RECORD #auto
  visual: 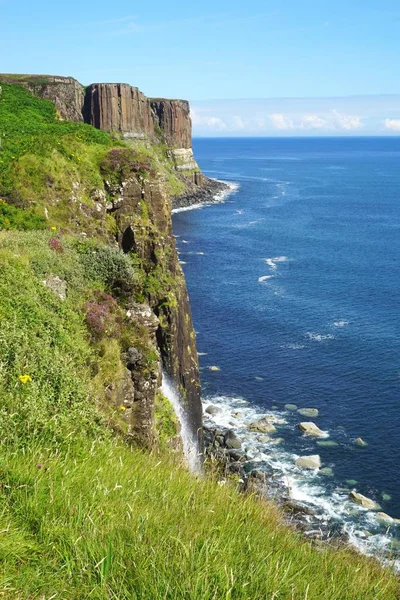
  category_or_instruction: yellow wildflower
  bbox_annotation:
[120,406,127,411]
[19,374,32,384]
[51,226,57,231]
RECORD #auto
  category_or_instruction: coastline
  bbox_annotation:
[172,177,238,212]
[172,175,400,572]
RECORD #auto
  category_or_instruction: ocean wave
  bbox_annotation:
[264,256,290,270]
[305,332,335,342]
[332,320,349,328]
[258,275,275,283]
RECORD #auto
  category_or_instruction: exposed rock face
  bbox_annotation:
[151,99,192,148]
[84,83,154,138]
[110,174,202,449]
[0,75,85,122]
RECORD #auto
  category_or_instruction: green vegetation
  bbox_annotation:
[0,199,46,230]
[0,231,399,599]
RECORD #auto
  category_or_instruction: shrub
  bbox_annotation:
[85,291,121,341]
[100,148,152,184]
[76,240,138,297]
[0,199,46,230]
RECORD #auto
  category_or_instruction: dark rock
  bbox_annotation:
[224,429,242,449]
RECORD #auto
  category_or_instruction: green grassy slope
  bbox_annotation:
[0,234,399,600]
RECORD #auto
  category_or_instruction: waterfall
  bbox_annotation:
[161,373,202,474]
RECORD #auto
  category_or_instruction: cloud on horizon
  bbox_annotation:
[191,96,400,136]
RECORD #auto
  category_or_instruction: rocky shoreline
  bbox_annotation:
[172,177,230,210]
[203,415,400,559]
[203,424,347,545]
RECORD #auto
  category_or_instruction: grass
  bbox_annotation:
[0,231,399,599]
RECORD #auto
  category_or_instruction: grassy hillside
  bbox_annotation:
[0,232,399,599]
[0,82,186,232]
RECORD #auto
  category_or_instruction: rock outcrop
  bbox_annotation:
[84,83,154,138]
[150,99,192,148]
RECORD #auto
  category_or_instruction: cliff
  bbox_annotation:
[0,78,202,452]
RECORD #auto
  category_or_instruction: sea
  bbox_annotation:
[172,137,400,563]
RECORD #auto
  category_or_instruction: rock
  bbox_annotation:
[319,467,334,477]
[316,440,339,448]
[209,366,221,372]
[381,492,392,502]
[345,479,358,487]
[232,411,243,418]
[205,405,222,416]
[248,419,277,434]
[355,437,368,447]
[249,469,267,481]
[269,437,284,446]
[227,449,246,461]
[42,274,67,300]
[375,512,395,524]
[295,455,321,469]
[264,414,285,424]
[284,404,297,411]
[257,435,271,443]
[224,430,242,450]
[298,408,319,418]
[298,422,325,438]
[349,491,380,510]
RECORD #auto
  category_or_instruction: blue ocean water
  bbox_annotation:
[173,137,400,555]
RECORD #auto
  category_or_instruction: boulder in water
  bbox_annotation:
[295,455,321,469]
[298,422,325,437]
[205,405,222,416]
[298,408,319,418]
[284,404,297,411]
[248,418,277,434]
[355,437,368,447]
[209,366,221,372]
[349,490,380,510]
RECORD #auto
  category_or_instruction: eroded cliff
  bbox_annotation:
[0,77,203,454]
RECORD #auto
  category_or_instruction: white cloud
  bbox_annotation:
[269,113,295,130]
[232,115,246,130]
[331,109,363,130]
[300,114,328,129]
[190,108,227,131]
[384,118,400,132]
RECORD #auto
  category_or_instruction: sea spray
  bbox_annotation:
[161,373,202,473]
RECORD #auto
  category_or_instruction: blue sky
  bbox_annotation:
[2,0,400,135]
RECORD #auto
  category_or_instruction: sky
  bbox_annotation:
[2,0,400,136]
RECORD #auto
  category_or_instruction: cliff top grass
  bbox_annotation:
[0,82,186,227]
[0,230,399,599]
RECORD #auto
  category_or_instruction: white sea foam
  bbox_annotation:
[258,275,275,283]
[282,343,306,350]
[264,256,290,269]
[332,320,349,328]
[202,393,399,566]
[305,332,335,342]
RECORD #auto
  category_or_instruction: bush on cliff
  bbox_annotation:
[0,230,399,599]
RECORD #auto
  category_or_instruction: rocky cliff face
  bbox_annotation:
[109,173,202,447]
[2,74,193,151]
[150,99,192,148]
[84,83,155,138]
